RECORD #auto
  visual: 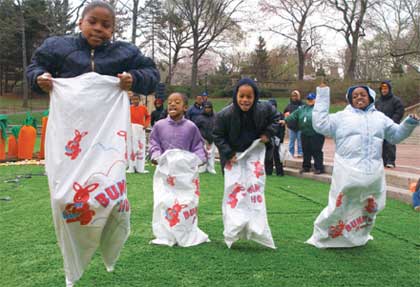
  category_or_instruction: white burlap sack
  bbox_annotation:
[306,155,386,248]
[46,73,131,286]
[151,149,210,247]
[278,142,292,163]
[198,142,216,174]
[127,123,148,173]
[223,139,276,249]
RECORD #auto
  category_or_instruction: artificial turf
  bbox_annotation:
[0,164,418,287]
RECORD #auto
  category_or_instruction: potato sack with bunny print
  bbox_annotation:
[151,149,210,247]
[306,86,419,248]
[223,139,276,249]
[46,73,131,287]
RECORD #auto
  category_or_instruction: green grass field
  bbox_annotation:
[0,164,418,287]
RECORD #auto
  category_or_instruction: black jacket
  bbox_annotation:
[27,34,160,95]
[195,113,216,144]
[283,99,303,114]
[375,81,404,124]
[213,78,280,162]
[274,112,285,143]
[151,107,166,126]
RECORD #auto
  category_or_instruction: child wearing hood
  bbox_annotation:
[306,83,419,248]
[213,78,280,172]
[195,101,217,174]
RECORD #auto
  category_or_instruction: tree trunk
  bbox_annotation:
[131,0,139,44]
[346,37,359,80]
[151,14,155,61]
[190,42,199,96]
[20,8,29,108]
[297,44,305,80]
[166,21,172,85]
[190,32,199,95]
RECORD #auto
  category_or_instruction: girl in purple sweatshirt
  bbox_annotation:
[149,93,206,164]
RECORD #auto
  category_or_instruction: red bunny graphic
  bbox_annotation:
[253,161,264,179]
[328,220,345,238]
[167,175,176,187]
[365,197,378,214]
[227,183,245,208]
[336,193,344,208]
[192,178,200,196]
[165,201,187,227]
[64,129,88,160]
[63,182,99,225]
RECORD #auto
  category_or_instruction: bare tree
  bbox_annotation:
[324,0,375,80]
[259,0,322,80]
[172,0,244,94]
[158,3,192,85]
[46,0,88,35]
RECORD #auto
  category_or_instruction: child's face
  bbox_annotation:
[168,94,187,120]
[204,107,212,114]
[351,87,370,109]
[131,96,140,106]
[79,7,114,47]
[237,85,255,112]
[155,101,162,108]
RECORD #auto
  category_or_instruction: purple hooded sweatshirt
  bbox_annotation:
[149,116,206,162]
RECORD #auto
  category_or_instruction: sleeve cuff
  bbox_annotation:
[406,116,420,125]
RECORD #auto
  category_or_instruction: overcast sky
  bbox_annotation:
[71,0,350,61]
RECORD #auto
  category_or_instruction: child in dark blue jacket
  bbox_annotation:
[26,1,160,95]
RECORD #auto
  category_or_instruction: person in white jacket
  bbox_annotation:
[306,83,419,248]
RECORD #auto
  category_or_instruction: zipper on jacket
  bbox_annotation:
[90,49,95,72]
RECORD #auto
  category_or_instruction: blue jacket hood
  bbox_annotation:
[346,85,376,104]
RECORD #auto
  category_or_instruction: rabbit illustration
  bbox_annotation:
[365,197,378,214]
[193,178,200,196]
[227,183,245,208]
[63,182,98,225]
[253,161,264,179]
[165,201,187,227]
[64,129,88,160]
[328,220,345,238]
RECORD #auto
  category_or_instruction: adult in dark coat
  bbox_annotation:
[186,94,203,123]
[151,98,165,126]
[375,81,405,168]
[265,99,285,176]
[195,101,216,144]
[213,78,280,172]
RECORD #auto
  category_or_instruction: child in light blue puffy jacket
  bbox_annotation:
[306,83,419,248]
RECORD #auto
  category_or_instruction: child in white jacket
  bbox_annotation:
[306,83,419,248]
